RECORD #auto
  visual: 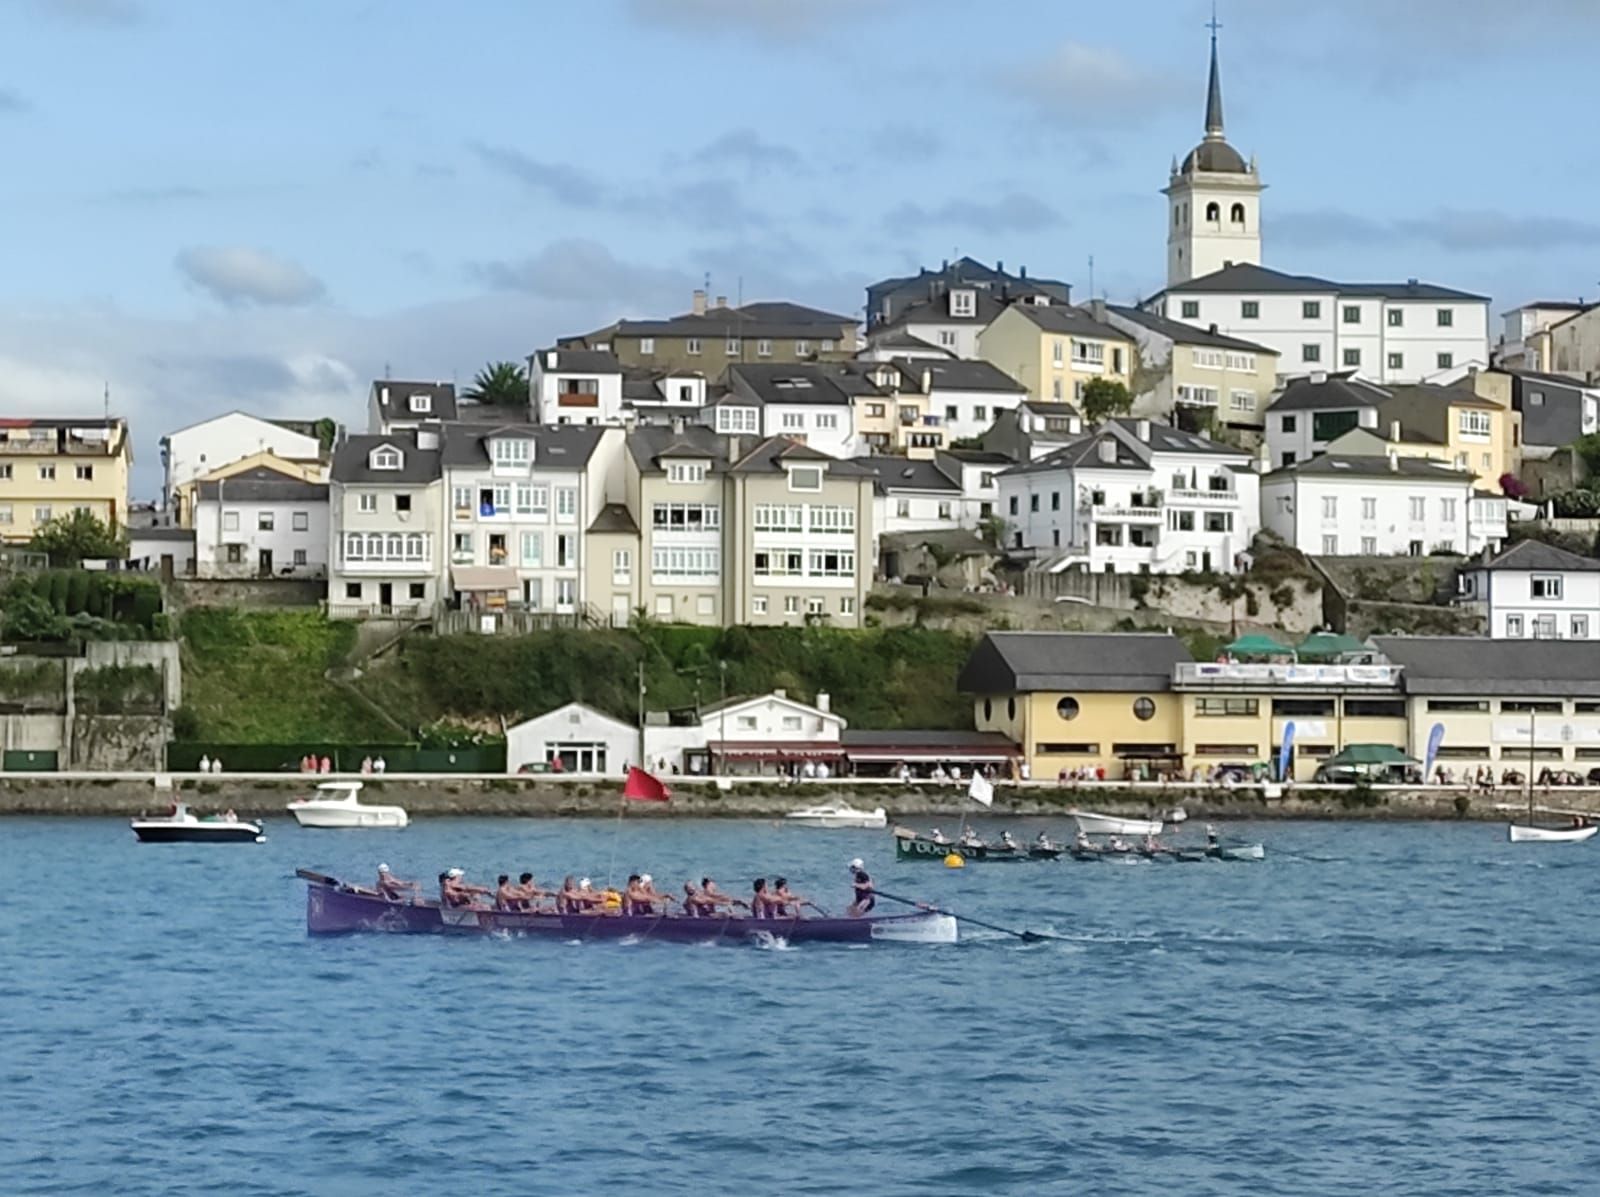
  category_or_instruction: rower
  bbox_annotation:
[960,827,983,848]
[1108,836,1129,853]
[1142,834,1162,855]
[999,830,1019,849]
[681,880,706,916]
[376,863,418,900]
[440,867,489,908]
[626,873,674,916]
[1073,829,1093,852]
[847,858,875,917]
[1034,830,1054,850]
[494,874,520,910]
[515,872,550,910]
[929,827,949,845]
[768,877,808,918]
[750,877,771,918]
[698,877,746,916]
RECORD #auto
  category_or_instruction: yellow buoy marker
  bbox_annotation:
[944,852,965,869]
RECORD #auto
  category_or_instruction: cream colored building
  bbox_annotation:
[0,417,131,543]
[1102,304,1279,435]
[978,303,1136,407]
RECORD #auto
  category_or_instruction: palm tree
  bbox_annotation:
[464,360,529,407]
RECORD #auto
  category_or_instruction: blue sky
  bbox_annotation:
[5,0,1600,496]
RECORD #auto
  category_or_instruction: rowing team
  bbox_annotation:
[376,859,879,919]
[926,828,1055,850]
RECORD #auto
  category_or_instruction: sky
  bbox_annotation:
[6,0,1600,497]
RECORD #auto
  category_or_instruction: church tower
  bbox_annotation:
[1164,16,1263,285]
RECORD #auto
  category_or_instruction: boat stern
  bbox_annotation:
[869,912,958,945]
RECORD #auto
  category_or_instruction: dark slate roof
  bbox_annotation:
[1011,304,1131,340]
[1021,401,1086,420]
[958,632,1192,694]
[532,347,621,374]
[939,448,1013,466]
[1163,262,1487,302]
[588,503,639,534]
[1473,539,1600,573]
[880,288,1009,330]
[1265,455,1473,481]
[1267,373,1389,413]
[890,358,1026,394]
[1382,382,1501,412]
[626,425,728,472]
[1105,304,1275,354]
[862,456,960,493]
[440,423,606,470]
[726,363,853,407]
[130,526,197,542]
[331,433,442,485]
[731,437,875,478]
[1181,138,1247,174]
[571,301,855,341]
[1374,636,1600,697]
[1108,418,1243,457]
[370,380,457,422]
[867,329,951,354]
[195,466,327,503]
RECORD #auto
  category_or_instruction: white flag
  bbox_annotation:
[968,771,994,807]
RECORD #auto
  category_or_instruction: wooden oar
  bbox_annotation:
[874,889,1059,944]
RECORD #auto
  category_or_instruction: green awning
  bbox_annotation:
[1296,632,1368,660]
[1224,632,1293,658]
[1322,743,1418,768]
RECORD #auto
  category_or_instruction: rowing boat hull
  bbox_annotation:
[303,877,956,944]
[893,837,1028,863]
[1507,823,1599,843]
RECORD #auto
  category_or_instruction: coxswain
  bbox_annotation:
[768,877,809,918]
[376,863,418,900]
[846,858,875,917]
[1108,836,1129,854]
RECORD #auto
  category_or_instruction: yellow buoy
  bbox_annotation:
[944,852,965,869]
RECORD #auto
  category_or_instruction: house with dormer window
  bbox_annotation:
[328,429,444,617]
[1457,540,1600,640]
[529,348,625,426]
[367,380,457,434]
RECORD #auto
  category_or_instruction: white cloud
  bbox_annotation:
[1001,40,1189,129]
[469,238,693,309]
[175,246,326,308]
[885,192,1062,234]
[685,128,804,177]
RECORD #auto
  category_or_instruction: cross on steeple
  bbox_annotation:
[1204,1,1225,136]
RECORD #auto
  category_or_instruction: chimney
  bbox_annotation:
[692,289,707,316]
[546,350,558,369]
[1020,265,1027,278]
[921,368,932,394]
[816,691,831,714]
[1388,452,1399,471]
[1209,323,1219,335]
[1310,370,1328,384]
[996,260,1004,274]
[1407,278,1419,288]
[727,434,742,462]
[671,416,685,435]
[1390,419,1402,441]
[1097,438,1117,463]
[715,295,727,309]
[416,426,440,451]
[1091,299,1108,323]
[774,688,787,699]
[1136,419,1151,442]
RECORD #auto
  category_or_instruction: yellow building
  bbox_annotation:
[977,303,1136,407]
[0,417,131,543]
[959,631,1190,780]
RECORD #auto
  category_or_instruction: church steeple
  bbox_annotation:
[1204,9,1224,137]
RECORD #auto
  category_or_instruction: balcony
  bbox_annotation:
[1169,487,1238,504]
[557,392,600,407]
[1094,505,1163,522]
[1174,662,1402,688]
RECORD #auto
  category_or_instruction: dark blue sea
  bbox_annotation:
[2,816,1597,1196]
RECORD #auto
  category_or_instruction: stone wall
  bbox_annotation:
[169,578,324,610]
[68,715,170,771]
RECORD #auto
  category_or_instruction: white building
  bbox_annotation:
[724,364,857,457]
[1164,26,1263,285]
[1496,301,1587,373]
[160,410,323,517]
[998,418,1259,574]
[1457,539,1600,640]
[864,287,1008,359]
[530,348,625,426]
[327,428,444,617]
[891,358,1028,444]
[865,457,965,546]
[506,701,637,775]
[367,380,457,434]
[644,690,844,776]
[1259,455,1501,557]
[1153,263,1490,385]
[192,466,329,578]
[934,449,1008,522]
[980,401,1085,462]
[1263,372,1387,469]
[440,423,621,614]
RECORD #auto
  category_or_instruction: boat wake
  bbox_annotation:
[750,931,795,951]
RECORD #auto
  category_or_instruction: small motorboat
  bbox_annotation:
[784,801,887,830]
[1071,810,1162,837]
[132,802,263,844]
[1507,823,1598,844]
[288,781,409,830]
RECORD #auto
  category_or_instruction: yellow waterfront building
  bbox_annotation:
[0,417,131,543]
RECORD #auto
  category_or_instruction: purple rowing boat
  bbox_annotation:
[298,871,958,945]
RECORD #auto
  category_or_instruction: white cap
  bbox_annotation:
[378,863,391,873]
[849,858,864,870]
[446,867,464,879]
[579,877,592,889]
[640,873,652,883]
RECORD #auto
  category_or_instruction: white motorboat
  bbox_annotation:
[784,801,888,829]
[288,781,409,830]
[1507,823,1598,844]
[132,802,263,844]
[1071,810,1162,837]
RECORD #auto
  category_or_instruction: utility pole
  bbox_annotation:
[636,659,646,771]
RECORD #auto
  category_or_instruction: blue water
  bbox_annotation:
[2,816,1597,1196]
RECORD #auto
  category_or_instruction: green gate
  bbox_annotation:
[3,749,59,771]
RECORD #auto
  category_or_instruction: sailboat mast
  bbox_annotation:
[1527,708,1535,823]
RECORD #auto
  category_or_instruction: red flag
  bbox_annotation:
[623,766,671,802]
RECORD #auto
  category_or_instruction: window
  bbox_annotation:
[1050,492,1061,512]
[1408,497,1425,521]
[1230,202,1245,225]
[653,502,722,532]
[1429,699,1488,713]
[783,596,799,614]
[1575,615,1590,639]
[346,582,362,600]
[1052,339,1064,366]
[943,405,958,422]
[1343,348,1361,368]
[806,597,825,615]
[1312,410,1358,442]
[1181,300,1199,320]
[1320,495,1338,520]
[1205,201,1219,223]
[1440,498,1457,523]
[1281,415,1297,434]
[1386,352,1404,371]
[223,511,239,532]
[788,466,823,492]
[950,289,976,317]
[371,447,401,470]
[757,339,773,357]
[817,413,838,431]
[1166,509,1195,532]
[225,544,243,564]
[1387,309,1405,328]
[452,532,472,561]
[840,596,856,616]
[34,505,51,523]
[937,501,952,520]
[937,331,957,347]
[667,462,707,484]
[75,463,94,481]
[1361,537,1376,554]
[1322,534,1338,554]
[0,505,10,525]
[1272,698,1334,717]
[1132,697,1156,721]
[752,596,768,616]
[808,549,855,577]
[1195,697,1258,717]
[1036,742,1099,755]
[651,546,720,577]
[358,493,377,514]
[820,339,834,352]
[1030,495,1040,513]
[38,464,56,480]
[612,549,631,583]
[715,406,759,434]
[1342,305,1361,324]
[1344,699,1406,718]
[687,338,702,356]
[1204,511,1233,532]
[639,337,655,355]
[1241,300,1259,319]
[520,532,542,566]
[795,339,810,355]
[1531,574,1563,600]
[258,512,275,531]
[552,534,574,568]
[292,548,307,566]
[1056,697,1080,720]
[1436,308,1454,327]
[1458,410,1492,438]
[290,511,309,532]
[725,337,741,357]
[409,583,425,601]
[0,465,9,480]
[492,438,532,470]
[1071,340,1104,365]
[1302,301,1321,319]
[1437,353,1453,370]
[1008,496,1019,516]
[1506,614,1524,637]
[556,579,576,608]
[1361,497,1376,520]
[755,504,804,533]
[555,488,577,521]
[1302,343,1321,363]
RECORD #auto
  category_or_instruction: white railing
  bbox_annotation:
[1174,662,1402,687]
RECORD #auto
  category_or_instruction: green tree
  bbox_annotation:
[464,360,530,407]
[1079,377,1134,424]
[29,510,125,567]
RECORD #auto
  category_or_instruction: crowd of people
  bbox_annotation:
[297,754,388,775]
[374,859,878,920]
